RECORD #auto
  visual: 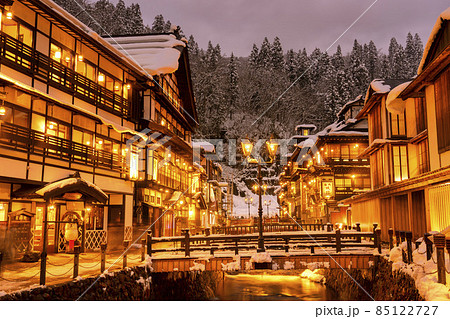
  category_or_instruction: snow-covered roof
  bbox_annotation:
[36,172,108,202]
[295,124,317,131]
[418,7,450,74]
[386,81,412,114]
[365,79,411,103]
[337,95,363,117]
[105,34,186,76]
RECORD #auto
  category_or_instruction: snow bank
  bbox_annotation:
[250,252,272,263]
[300,269,326,283]
[386,242,450,301]
[300,261,330,270]
[222,256,241,272]
[283,261,295,270]
[189,262,205,272]
[145,255,154,272]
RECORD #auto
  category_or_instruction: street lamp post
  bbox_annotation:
[264,199,271,216]
[241,137,278,252]
[244,197,253,219]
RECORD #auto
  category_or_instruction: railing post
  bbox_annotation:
[394,230,400,246]
[356,223,361,243]
[146,231,152,257]
[376,229,382,254]
[433,234,446,285]
[373,223,378,234]
[424,233,433,261]
[327,223,332,232]
[336,229,341,253]
[310,245,315,254]
[446,238,450,261]
[183,229,190,257]
[141,238,146,262]
[388,228,394,250]
[205,228,211,246]
[405,231,413,263]
[123,240,129,269]
[373,225,378,248]
[100,243,107,273]
[400,231,406,244]
[234,240,239,255]
[73,245,80,279]
[284,238,289,253]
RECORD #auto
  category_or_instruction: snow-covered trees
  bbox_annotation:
[54,0,150,35]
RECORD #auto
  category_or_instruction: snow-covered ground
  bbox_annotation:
[232,194,279,218]
[387,240,450,301]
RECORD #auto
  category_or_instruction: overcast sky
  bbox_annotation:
[116,0,448,57]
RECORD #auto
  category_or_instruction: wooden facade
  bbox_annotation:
[0,0,218,257]
[279,97,370,224]
[344,10,450,240]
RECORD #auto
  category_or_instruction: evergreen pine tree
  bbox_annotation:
[258,37,272,68]
[365,41,378,80]
[152,14,166,33]
[271,37,284,70]
[227,53,239,118]
[332,45,345,70]
[188,35,200,56]
[285,49,298,81]
[249,44,260,68]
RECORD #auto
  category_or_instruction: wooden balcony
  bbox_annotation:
[0,122,127,173]
[0,32,130,118]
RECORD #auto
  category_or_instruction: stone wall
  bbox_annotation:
[324,258,424,301]
[0,267,222,301]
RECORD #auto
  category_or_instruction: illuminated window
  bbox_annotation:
[0,203,7,222]
[392,145,408,182]
[130,151,139,180]
[390,112,406,137]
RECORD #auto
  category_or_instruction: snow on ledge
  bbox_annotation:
[386,81,412,114]
[105,34,186,76]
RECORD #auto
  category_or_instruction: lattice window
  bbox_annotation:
[124,226,133,241]
[85,230,107,250]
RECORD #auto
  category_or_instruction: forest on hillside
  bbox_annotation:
[55,0,423,141]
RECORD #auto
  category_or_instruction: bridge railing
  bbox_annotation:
[212,223,338,235]
[148,223,382,257]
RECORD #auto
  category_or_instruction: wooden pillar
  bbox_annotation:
[183,229,190,257]
[39,201,49,286]
[375,229,382,254]
[336,229,341,253]
[388,228,394,250]
[405,231,413,263]
[284,238,289,253]
[356,223,361,243]
[234,240,239,255]
[146,231,152,257]
[141,238,146,262]
[434,234,446,285]
[123,240,129,269]
[424,233,433,261]
[73,245,80,278]
[395,230,401,246]
[100,243,107,273]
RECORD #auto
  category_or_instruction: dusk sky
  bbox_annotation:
[110,0,449,57]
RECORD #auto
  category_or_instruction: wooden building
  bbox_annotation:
[279,96,370,224]
[0,0,206,256]
[344,7,450,240]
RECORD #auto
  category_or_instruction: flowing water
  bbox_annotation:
[215,273,339,301]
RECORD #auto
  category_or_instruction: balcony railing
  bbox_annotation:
[0,32,130,118]
[0,122,127,173]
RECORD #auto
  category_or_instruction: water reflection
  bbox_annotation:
[215,273,338,301]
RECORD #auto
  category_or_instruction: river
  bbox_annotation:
[215,273,339,301]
